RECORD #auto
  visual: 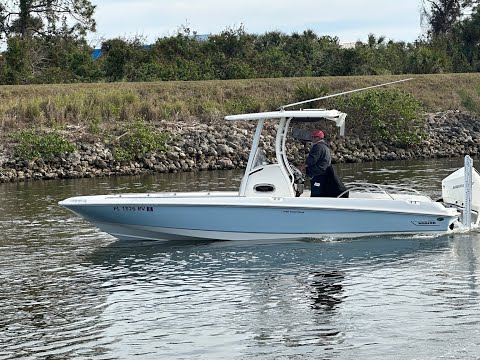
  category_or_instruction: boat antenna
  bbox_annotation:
[280,78,413,110]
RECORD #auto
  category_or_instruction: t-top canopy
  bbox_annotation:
[225,109,347,136]
[225,109,343,121]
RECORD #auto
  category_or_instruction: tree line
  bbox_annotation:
[1,0,480,85]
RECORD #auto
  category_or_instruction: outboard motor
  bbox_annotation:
[442,156,480,227]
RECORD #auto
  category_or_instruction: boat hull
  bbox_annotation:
[59,193,459,241]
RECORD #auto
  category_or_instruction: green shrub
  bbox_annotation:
[293,83,329,103]
[114,120,170,161]
[334,89,424,145]
[11,130,76,159]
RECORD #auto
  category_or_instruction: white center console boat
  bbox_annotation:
[59,81,480,241]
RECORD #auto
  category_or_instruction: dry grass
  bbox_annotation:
[1,73,479,137]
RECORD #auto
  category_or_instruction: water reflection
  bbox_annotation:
[426,233,480,319]
[308,271,345,311]
[85,236,452,270]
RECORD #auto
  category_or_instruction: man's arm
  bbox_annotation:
[306,144,320,167]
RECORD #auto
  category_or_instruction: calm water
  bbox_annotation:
[1,157,480,359]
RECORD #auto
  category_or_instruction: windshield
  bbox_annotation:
[252,148,269,169]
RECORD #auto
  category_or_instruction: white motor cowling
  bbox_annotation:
[442,161,480,226]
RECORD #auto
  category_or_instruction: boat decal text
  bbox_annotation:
[411,220,438,226]
[113,206,154,212]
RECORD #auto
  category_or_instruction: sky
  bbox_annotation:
[89,0,424,47]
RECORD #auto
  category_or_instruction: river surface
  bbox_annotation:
[1,157,480,359]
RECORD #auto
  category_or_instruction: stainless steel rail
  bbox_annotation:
[339,182,422,200]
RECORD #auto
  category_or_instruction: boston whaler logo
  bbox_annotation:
[411,220,438,226]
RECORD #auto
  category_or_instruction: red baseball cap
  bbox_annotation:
[310,130,324,139]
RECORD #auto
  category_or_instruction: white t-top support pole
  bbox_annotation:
[239,119,264,196]
[463,155,473,228]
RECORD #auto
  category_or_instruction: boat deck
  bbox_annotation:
[102,189,432,203]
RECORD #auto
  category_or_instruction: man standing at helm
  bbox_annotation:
[305,130,331,197]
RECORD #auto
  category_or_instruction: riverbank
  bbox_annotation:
[0,109,478,183]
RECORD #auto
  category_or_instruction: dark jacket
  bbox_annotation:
[324,165,349,198]
[306,140,331,178]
